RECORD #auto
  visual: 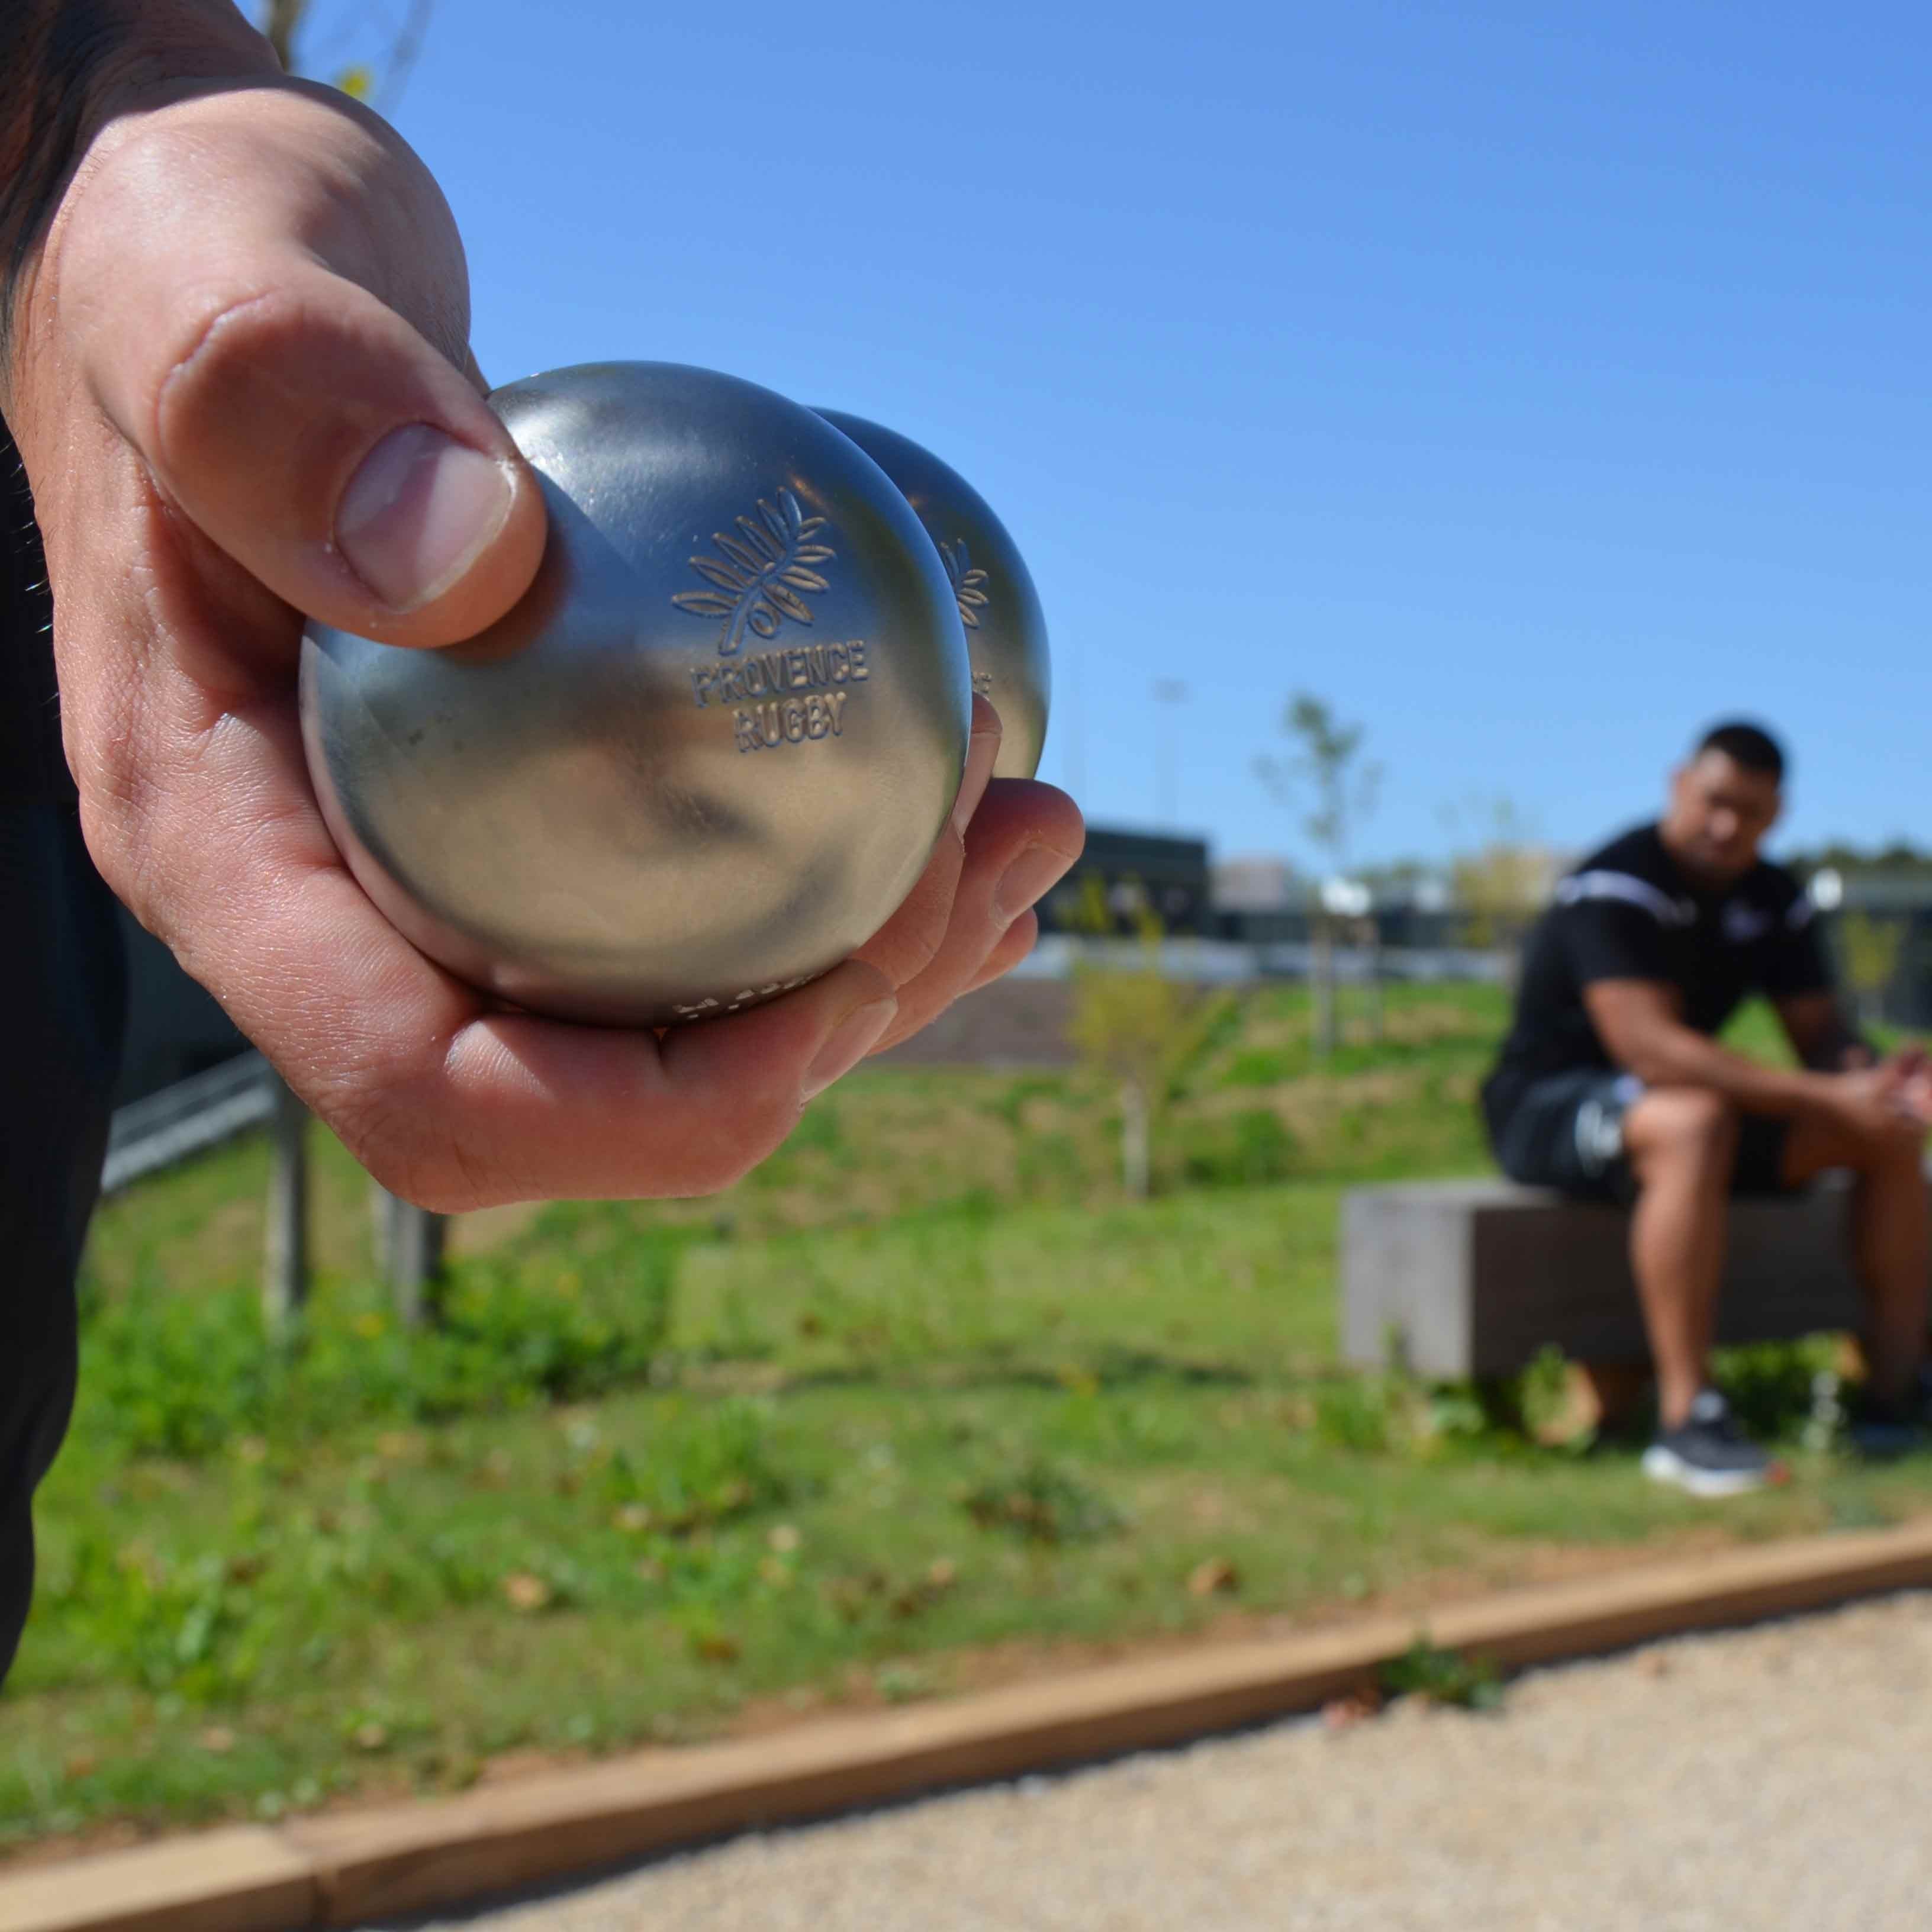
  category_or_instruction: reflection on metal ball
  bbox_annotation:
[815,410,1049,781]
[300,362,973,1027]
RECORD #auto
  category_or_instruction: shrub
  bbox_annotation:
[1013,1129,1084,1201]
[1221,1046,1296,1089]
[601,1398,788,1534]
[1313,1377,1395,1454]
[1715,1336,1840,1444]
[1177,1108,1299,1188]
[79,1287,282,1460]
[46,1539,276,1705]
[75,1217,686,1460]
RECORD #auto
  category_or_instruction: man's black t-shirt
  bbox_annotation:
[1481,822,1833,1128]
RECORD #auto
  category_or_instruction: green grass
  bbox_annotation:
[6,984,1922,1852]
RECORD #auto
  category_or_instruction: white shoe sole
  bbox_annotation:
[1641,1444,1768,1498]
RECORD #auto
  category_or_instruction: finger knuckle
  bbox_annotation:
[149,285,301,442]
[321,1070,494,1213]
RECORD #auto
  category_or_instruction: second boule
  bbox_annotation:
[816,410,1050,781]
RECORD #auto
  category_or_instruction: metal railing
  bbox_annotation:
[101,1050,277,1194]
[101,1051,445,1324]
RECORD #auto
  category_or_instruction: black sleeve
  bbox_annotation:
[1758,894,1833,999]
[0,411,67,804]
[1557,897,1677,988]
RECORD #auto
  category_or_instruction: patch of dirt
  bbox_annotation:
[875,980,1077,1070]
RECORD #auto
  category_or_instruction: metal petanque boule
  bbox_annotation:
[815,410,1050,781]
[300,362,974,1028]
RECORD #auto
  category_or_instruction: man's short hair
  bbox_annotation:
[1693,720,1785,784]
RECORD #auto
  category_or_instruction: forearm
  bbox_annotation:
[1,1,271,365]
[1617,1020,1834,1118]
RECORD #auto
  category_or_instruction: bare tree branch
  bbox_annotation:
[262,0,305,70]
[256,0,434,106]
[375,0,433,110]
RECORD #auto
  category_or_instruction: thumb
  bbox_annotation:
[88,255,546,648]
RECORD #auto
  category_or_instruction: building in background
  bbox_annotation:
[1035,826,1213,936]
[1209,854,1299,917]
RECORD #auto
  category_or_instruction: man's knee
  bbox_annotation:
[1853,1120,1928,1176]
[1625,1086,1738,1175]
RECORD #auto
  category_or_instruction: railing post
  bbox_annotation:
[372,1180,448,1328]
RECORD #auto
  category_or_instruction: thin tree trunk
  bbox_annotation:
[262,0,304,69]
[1312,916,1337,1060]
[263,1072,309,1337]
[1120,1077,1150,1199]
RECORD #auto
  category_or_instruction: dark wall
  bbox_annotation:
[1036,826,1213,935]
[1215,906,1475,949]
[112,904,246,1106]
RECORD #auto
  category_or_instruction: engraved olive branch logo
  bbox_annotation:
[671,488,835,658]
[938,538,991,629]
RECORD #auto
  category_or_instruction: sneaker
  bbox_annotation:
[1641,1389,1773,1498]
[1846,1366,1932,1460]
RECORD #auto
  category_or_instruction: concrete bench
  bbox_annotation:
[1339,1176,1880,1381]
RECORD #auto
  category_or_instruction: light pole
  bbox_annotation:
[1152,679,1188,825]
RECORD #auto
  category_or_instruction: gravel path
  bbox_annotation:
[383,1590,1932,1931]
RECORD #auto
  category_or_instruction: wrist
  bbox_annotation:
[2,2,275,356]
[1785,1068,1844,1117]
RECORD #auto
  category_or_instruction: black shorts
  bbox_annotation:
[1,798,124,1686]
[1485,1068,1795,1205]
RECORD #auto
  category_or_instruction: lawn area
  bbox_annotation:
[8,981,1927,1853]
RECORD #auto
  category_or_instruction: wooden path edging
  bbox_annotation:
[11,1515,1932,1932]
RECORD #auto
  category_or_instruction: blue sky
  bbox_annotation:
[336,0,1930,872]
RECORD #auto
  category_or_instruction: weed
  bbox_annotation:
[962,1458,1126,1545]
[1379,1637,1503,1711]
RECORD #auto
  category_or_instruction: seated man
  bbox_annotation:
[1480,720,1931,1495]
